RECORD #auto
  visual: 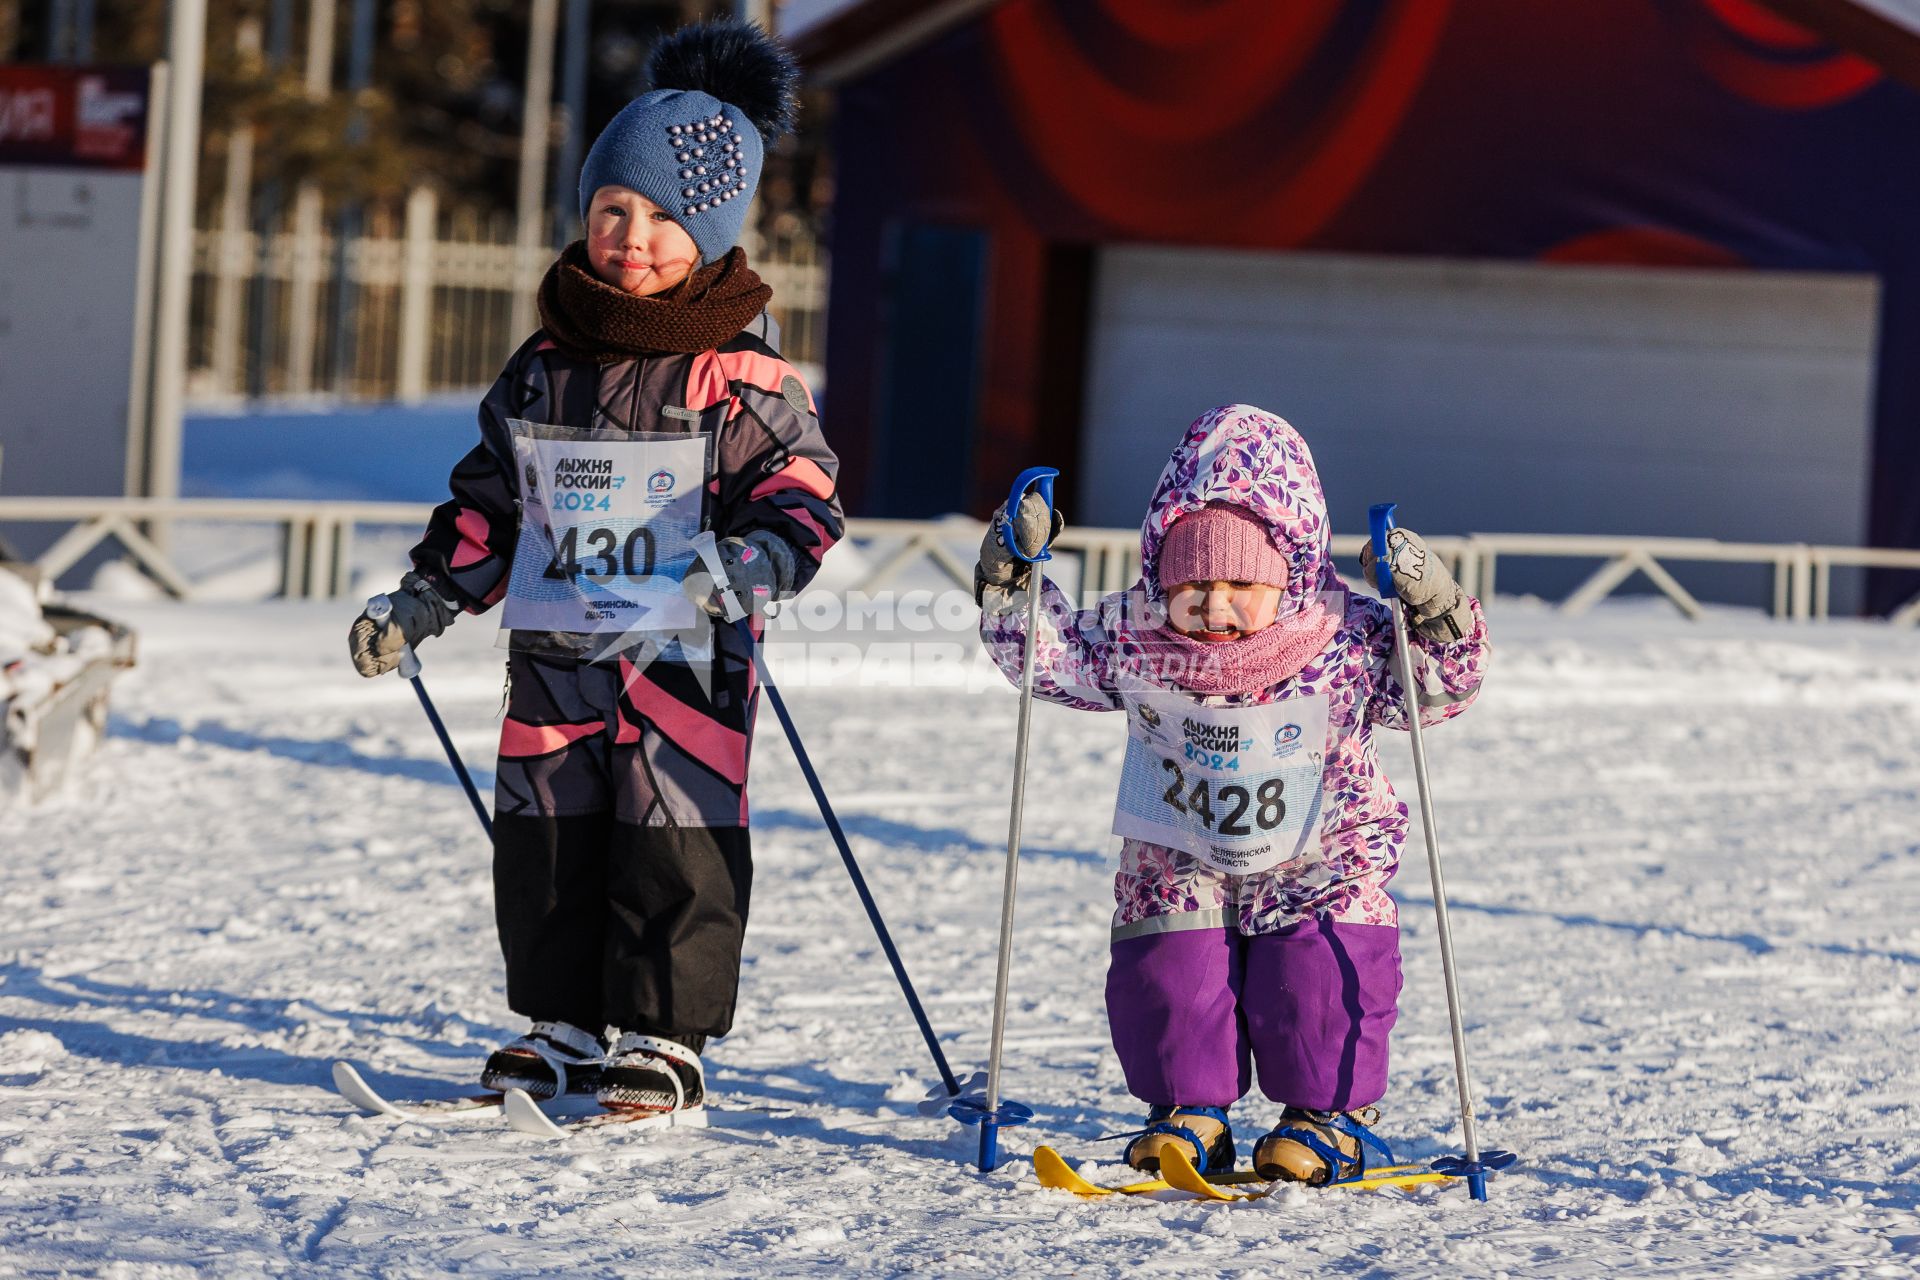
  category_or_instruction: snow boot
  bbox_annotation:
[1124,1105,1236,1175]
[597,1032,706,1115]
[1253,1106,1391,1186]
[478,1021,606,1100]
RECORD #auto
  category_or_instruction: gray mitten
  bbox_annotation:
[1359,528,1473,641]
[682,530,796,618]
[974,494,1063,605]
[348,572,459,677]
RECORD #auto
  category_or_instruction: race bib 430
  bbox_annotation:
[501,422,711,640]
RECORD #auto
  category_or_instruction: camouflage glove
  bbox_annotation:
[348,572,459,677]
[1359,528,1474,641]
[682,530,796,618]
[974,493,1063,605]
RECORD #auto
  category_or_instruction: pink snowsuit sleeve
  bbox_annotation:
[978,579,1124,712]
[1360,591,1491,730]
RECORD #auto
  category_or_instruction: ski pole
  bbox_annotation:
[690,535,961,1098]
[743,620,961,1097]
[365,594,493,839]
[960,467,1058,1172]
[1367,504,1513,1201]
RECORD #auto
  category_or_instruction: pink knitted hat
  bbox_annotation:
[1157,503,1289,590]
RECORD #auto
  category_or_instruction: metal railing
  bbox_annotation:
[1463,533,1815,621]
[844,521,1472,601]
[1809,545,1920,627]
[2,497,1917,625]
[0,497,429,601]
[189,200,828,403]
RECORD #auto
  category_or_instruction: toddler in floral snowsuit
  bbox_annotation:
[974,404,1488,1183]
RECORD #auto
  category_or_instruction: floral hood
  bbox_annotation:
[1135,403,1342,619]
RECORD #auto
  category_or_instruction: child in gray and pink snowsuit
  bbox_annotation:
[974,403,1488,1184]
[347,22,839,1120]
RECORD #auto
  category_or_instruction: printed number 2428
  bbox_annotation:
[1159,759,1285,836]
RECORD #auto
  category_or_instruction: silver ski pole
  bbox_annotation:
[1367,503,1512,1201]
[969,467,1058,1172]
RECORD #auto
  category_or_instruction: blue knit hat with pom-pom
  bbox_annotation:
[577,22,798,264]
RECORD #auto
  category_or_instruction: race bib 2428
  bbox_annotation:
[1112,688,1330,876]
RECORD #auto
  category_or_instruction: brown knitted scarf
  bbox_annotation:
[536,241,773,361]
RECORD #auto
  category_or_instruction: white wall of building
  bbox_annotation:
[1079,247,1880,605]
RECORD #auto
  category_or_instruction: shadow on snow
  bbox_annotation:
[109,713,500,793]
[1399,893,1920,968]
[0,960,500,1088]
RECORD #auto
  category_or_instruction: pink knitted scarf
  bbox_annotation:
[1135,590,1345,696]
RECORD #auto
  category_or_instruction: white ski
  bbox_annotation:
[502,1086,709,1139]
[332,1061,599,1122]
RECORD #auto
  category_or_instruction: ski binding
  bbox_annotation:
[1033,1143,1458,1200]
[1159,1144,1454,1199]
[502,1087,710,1138]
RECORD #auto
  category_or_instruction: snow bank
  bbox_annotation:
[0,569,54,670]
[1,570,129,806]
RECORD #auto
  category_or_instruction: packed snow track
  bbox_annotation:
[2,597,1916,1277]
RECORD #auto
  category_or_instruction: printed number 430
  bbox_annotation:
[1159,759,1285,836]
[542,525,657,581]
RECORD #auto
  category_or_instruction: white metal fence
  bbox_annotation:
[3,498,1918,627]
[189,195,828,404]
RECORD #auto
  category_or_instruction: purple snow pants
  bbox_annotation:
[1105,918,1401,1110]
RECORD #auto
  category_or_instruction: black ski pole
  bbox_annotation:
[736,616,961,1097]
[365,594,493,839]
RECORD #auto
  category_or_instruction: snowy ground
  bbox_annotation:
[2,590,1918,1277]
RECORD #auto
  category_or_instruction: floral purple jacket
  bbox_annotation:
[980,404,1489,936]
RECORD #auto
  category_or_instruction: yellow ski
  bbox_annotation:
[1033,1146,1268,1197]
[1032,1145,1154,1197]
[1034,1145,1449,1200]
[1159,1146,1455,1200]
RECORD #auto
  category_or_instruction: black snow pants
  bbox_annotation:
[491,646,757,1039]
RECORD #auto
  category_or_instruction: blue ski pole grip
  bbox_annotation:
[1002,466,1060,564]
[1367,502,1399,599]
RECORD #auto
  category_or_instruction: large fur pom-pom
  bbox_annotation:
[647,21,799,144]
